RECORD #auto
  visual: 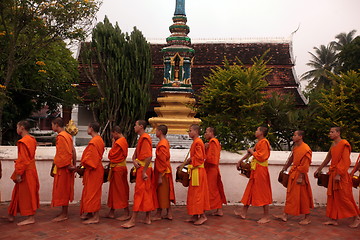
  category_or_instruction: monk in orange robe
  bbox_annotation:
[8,120,39,226]
[122,120,155,228]
[204,127,226,216]
[314,127,360,228]
[152,124,175,221]
[78,122,105,224]
[274,130,313,225]
[50,117,76,222]
[106,126,130,221]
[235,126,272,224]
[184,124,210,225]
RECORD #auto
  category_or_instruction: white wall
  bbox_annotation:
[0,146,359,206]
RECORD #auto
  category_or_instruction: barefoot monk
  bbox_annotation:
[274,130,313,225]
[152,125,175,221]
[314,127,360,228]
[106,126,130,221]
[122,120,155,228]
[235,126,272,224]
[50,117,76,222]
[8,120,40,226]
[79,122,105,224]
[184,124,210,225]
[204,127,226,216]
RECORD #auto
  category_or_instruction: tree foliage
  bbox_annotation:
[312,71,360,151]
[0,0,101,143]
[301,44,338,90]
[81,16,153,147]
[338,36,360,72]
[196,53,271,152]
[2,40,79,144]
[302,30,358,92]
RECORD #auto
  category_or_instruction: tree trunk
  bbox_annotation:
[0,105,4,145]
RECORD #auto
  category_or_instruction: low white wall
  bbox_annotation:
[0,146,359,206]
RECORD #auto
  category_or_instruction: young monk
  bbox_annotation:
[204,127,226,216]
[184,124,210,225]
[106,126,130,221]
[314,127,360,228]
[235,126,272,224]
[122,120,155,228]
[152,124,175,221]
[8,120,40,226]
[50,117,76,222]
[274,130,313,225]
[78,121,105,224]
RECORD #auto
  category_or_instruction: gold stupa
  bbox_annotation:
[149,0,201,134]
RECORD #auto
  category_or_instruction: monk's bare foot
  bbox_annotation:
[274,214,287,222]
[163,214,173,220]
[211,209,223,216]
[257,217,271,224]
[151,214,162,221]
[80,213,92,220]
[234,208,246,219]
[299,218,311,225]
[194,215,207,225]
[116,215,131,221]
[349,217,360,228]
[105,213,115,219]
[122,220,135,229]
[139,218,151,225]
[17,216,35,226]
[185,215,198,222]
[323,220,338,226]
[8,215,15,222]
[82,216,99,225]
[51,215,68,222]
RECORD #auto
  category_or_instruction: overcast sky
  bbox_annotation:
[95,0,360,88]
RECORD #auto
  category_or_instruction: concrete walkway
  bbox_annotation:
[0,204,358,240]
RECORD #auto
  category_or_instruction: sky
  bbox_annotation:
[94,0,360,89]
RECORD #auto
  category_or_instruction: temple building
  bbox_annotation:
[149,38,307,114]
[74,0,307,144]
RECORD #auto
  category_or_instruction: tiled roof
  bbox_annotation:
[150,41,307,106]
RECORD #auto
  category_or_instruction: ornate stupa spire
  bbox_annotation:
[161,0,194,91]
[149,0,201,135]
[174,0,185,15]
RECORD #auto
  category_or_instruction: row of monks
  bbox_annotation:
[1,119,360,228]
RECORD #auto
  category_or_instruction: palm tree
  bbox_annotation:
[301,44,338,90]
[332,29,357,51]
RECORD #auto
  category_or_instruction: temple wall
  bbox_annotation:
[0,146,359,206]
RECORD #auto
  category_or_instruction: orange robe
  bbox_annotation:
[326,139,359,219]
[187,137,210,215]
[8,135,40,216]
[133,133,155,212]
[284,142,314,215]
[241,138,272,206]
[153,138,175,209]
[205,138,226,210]
[107,137,129,209]
[80,135,105,214]
[51,131,75,207]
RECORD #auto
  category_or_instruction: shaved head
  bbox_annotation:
[190,124,201,135]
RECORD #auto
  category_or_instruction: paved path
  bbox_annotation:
[0,204,358,240]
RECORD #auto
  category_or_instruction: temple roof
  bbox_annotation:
[77,39,308,111]
[150,39,307,107]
